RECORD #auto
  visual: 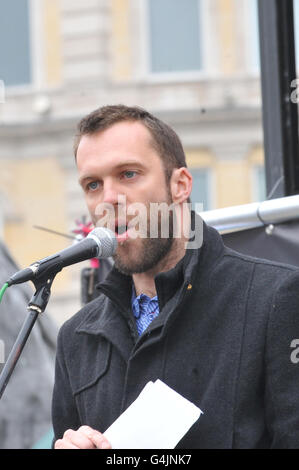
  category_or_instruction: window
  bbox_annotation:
[0,0,32,87]
[190,168,211,212]
[148,0,202,74]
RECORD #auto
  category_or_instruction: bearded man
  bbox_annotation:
[52,105,299,449]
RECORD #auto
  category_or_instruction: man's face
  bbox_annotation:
[76,121,175,274]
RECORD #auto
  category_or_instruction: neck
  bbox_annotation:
[132,237,186,297]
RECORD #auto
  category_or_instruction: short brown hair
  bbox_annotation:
[74,104,188,183]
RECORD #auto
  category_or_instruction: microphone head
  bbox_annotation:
[87,227,117,258]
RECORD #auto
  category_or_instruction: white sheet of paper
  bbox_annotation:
[103,379,202,449]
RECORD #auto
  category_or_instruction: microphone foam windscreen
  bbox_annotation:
[88,227,117,258]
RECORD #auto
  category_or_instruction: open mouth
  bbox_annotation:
[114,223,130,243]
[116,224,128,235]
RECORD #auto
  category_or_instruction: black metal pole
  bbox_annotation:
[258,0,299,198]
[0,309,39,399]
[0,275,55,399]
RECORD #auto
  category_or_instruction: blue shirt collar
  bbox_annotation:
[131,287,158,319]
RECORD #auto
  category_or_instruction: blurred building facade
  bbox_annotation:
[1,0,295,324]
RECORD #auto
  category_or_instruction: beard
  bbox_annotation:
[113,198,176,275]
[113,234,174,275]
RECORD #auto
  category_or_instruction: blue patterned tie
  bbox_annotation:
[132,291,160,336]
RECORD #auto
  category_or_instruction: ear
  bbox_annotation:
[170,167,192,204]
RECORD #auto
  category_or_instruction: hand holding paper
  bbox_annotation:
[104,379,202,449]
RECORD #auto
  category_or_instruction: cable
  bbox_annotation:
[0,283,8,303]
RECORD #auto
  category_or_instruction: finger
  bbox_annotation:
[90,433,111,449]
[62,428,97,449]
[78,425,97,438]
[79,426,111,449]
[54,439,80,449]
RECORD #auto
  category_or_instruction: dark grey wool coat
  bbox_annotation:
[52,221,299,448]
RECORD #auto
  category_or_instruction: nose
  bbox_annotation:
[93,179,127,229]
[100,180,127,219]
[102,180,120,206]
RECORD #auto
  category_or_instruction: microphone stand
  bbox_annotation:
[0,273,56,399]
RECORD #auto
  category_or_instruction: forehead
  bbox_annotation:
[76,121,159,168]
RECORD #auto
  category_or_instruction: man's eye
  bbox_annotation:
[87,181,99,191]
[123,171,137,179]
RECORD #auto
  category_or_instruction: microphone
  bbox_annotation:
[6,227,117,287]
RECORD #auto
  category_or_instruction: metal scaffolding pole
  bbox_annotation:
[200,194,299,234]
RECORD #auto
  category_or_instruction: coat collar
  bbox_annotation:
[75,214,225,347]
[95,210,203,312]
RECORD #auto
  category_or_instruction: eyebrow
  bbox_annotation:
[78,175,98,187]
[78,160,146,186]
